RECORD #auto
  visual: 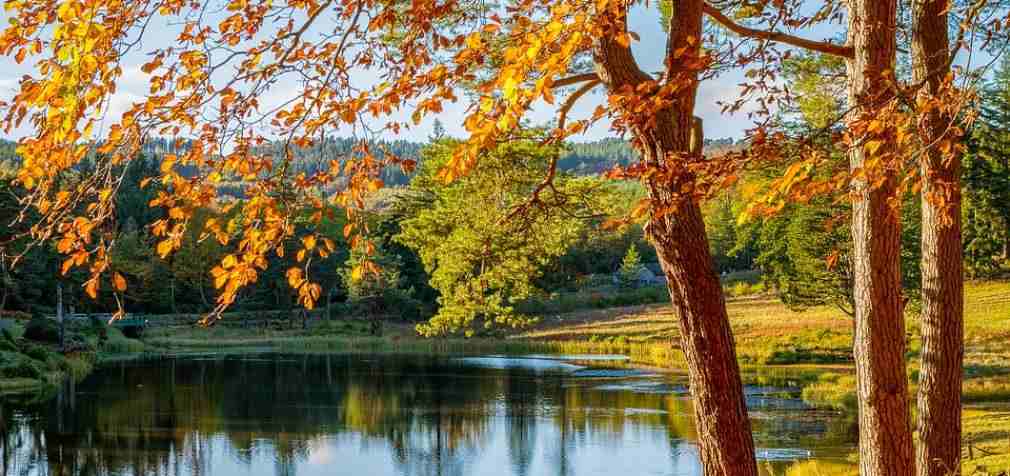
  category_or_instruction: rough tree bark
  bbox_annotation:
[592,1,757,475]
[912,1,964,475]
[844,1,916,475]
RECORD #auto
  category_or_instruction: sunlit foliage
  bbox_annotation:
[398,139,604,336]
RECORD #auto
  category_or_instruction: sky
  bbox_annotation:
[0,2,777,145]
[1,2,988,146]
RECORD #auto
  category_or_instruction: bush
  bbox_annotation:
[102,328,146,353]
[20,342,50,362]
[63,334,95,353]
[382,288,425,322]
[801,373,857,410]
[0,329,17,352]
[0,352,45,379]
[23,316,60,343]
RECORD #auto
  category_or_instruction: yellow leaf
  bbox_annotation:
[156,240,173,258]
[286,268,303,288]
[865,140,884,156]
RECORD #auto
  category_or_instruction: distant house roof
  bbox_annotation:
[643,262,664,275]
[612,264,667,285]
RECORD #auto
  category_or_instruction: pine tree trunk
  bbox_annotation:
[912,1,964,475]
[845,1,915,475]
[593,2,756,474]
[649,194,757,475]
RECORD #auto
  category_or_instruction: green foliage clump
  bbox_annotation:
[0,351,46,379]
[340,239,423,323]
[399,138,604,337]
[801,373,857,410]
[23,315,60,343]
[102,328,146,353]
[0,329,18,353]
[964,54,1010,278]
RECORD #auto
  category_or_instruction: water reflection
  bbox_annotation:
[0,354,856,476]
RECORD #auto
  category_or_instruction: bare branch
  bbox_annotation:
[702,3,855,58]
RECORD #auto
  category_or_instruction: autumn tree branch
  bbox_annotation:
[553,73,600,88]
[702,3,855,58]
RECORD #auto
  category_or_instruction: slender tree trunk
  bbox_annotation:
[170,276,178,314]
[912,1,964,475]
[845,2,915,476]
[593,2,756,474]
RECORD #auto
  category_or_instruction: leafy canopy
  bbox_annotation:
[398,138,602,337]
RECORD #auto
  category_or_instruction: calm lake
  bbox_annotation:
[0,353,856,475]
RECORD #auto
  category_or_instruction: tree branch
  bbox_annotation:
[702,3,854,58]
[503,79,601,227]
[552,73,600,88]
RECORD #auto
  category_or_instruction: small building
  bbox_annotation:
[612,262,667,287]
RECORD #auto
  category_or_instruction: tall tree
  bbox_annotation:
[912,1,964,475]
[966,53,1010,274]
[844,1,916,475]
[588,4,762,473]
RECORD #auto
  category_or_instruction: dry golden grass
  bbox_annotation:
[520,296,848,341]
[519,281,1010,368]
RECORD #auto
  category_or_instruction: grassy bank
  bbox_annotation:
[0,318,143,397]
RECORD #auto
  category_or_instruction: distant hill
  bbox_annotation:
[0,136,742,186]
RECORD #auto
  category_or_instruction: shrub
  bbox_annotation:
[20,342,51,362]
[63,334,95,353]
[382,288,425,322]
[23,316,60,343]
[0,329,17,352]
[102,328,146,353]
[0,352,45,379]
[801,373,857,410]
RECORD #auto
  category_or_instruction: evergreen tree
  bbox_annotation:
[397,138,601,337]
[617,245,643,289]
[964,53,1010,276]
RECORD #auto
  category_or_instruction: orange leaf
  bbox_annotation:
[85,279,99,299]
[113,272,127,292]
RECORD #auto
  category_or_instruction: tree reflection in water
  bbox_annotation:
[0,354,856,476]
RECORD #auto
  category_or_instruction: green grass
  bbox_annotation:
[800,373,858,410]
[775,460,857,476]
[962,408,1010,475]
[101,327,147,353]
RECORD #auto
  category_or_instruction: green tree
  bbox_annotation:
[397,138,596,337]
[617,245,643,289]
[964,53,1010,277]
